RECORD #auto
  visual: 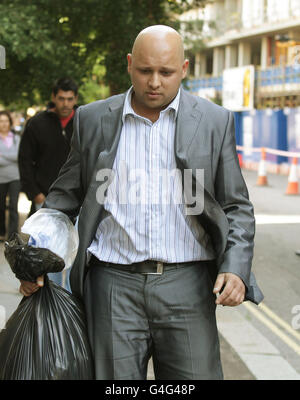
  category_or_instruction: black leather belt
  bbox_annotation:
[89,255,196,275]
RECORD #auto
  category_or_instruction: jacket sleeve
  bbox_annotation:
[18,121,41,200]
[43,107,84,219]
[214,111,255,291]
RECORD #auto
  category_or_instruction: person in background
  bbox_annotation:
[18,77,78,291]
[0,111,21,242]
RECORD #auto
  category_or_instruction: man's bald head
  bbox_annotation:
[127,25,189,122]
[131,25,185,63]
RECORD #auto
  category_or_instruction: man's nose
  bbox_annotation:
[148,73,161,89]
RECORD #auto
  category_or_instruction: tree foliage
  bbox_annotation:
[0,0,207,108]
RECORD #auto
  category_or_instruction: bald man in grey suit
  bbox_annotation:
[19,26,263,380]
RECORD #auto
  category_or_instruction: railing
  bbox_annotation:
[186,76,223,93]
[256,65,300,91]
[187,64,300,94]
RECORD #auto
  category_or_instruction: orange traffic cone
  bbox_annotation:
[256,148,268,186]
[238,153,243,168]
[286,157,299,195]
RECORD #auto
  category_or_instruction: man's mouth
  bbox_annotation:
[147,92,161,98]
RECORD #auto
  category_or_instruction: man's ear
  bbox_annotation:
[127,53,132,74]
[51,92,56,102]
[182,59,189,79]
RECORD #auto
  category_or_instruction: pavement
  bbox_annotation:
[1,170,300,380]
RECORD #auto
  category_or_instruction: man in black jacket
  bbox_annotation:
[18,77,78,213]
[18,77,78,290]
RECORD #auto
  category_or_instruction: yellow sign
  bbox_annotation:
[223,65,255,111]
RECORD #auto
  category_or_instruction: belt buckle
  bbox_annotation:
[143,261,164,275]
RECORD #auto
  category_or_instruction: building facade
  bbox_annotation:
[183,0,300,109]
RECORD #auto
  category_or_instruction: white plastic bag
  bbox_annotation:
[21,209,79,270]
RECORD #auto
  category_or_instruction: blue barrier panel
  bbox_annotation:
[275,110,288,164]
[285,108,300,153]
[234,112,243,148]
[241,109,288,164]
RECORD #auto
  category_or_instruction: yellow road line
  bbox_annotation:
[259,302,300,342]
[243,302,300,356]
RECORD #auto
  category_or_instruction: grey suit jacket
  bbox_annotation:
[44,89,264,304]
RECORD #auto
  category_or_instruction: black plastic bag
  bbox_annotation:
[0,234,94,380]
[4,233,65,282]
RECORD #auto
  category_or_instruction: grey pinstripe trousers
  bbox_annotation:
[83,260,223,380]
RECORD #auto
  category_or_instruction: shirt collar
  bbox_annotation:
[0,131,14,139]
[122,86,181,123]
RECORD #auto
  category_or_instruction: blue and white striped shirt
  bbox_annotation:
[88,87,215,264]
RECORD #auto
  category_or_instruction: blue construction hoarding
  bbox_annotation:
[234,109,289,164]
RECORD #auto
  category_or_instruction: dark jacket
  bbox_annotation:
[18,107,76,200]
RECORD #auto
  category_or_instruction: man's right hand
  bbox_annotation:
[19,276,44,297]
[34,193,46,204]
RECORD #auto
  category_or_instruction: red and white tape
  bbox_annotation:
[236,146,300,159]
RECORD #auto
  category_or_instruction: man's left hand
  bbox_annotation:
[213,273,245,307]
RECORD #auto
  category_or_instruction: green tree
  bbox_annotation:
[0,0,207,108]
[84,0,208,94]
[0,0,96,107]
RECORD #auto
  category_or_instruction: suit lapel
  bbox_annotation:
[101,95,126,151]
[175,90,206,211]
[175,89,204,168]
[175,90,228,259]
[78,95,125,244]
